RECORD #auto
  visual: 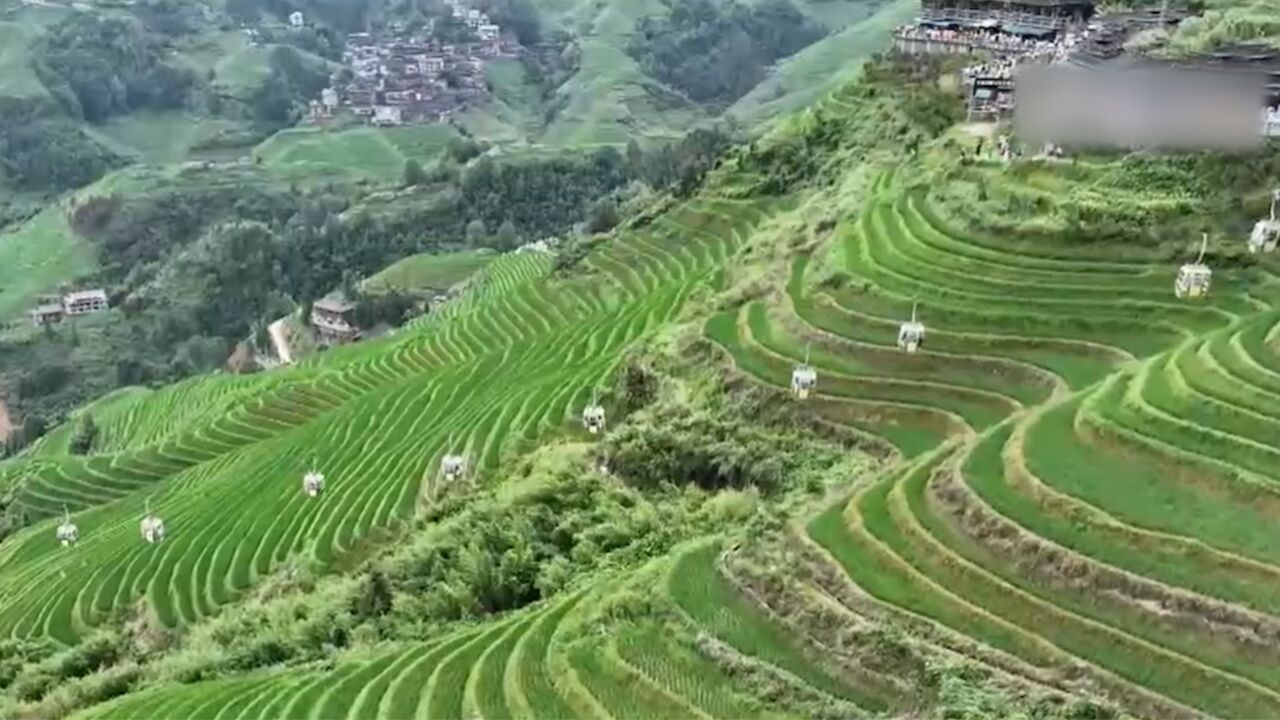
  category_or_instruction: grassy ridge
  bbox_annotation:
[252,125,462,183]
[363,250,496,294]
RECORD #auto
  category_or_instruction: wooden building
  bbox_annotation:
[920,0,1094,32]
[969,75,1017,120]
[312,298,361,345]
[29,303,65,327]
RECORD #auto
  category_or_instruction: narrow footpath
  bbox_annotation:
[269,318,294,365]
[0,396,11,443]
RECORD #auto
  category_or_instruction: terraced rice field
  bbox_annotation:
[77,543,867,720]
[2,172,877,717]
[708,155,1280,718]
[7,78,1280,718]
[0,186,770,645]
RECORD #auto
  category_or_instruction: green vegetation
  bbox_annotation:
[0,116,123,192]
[363,251,496,294]
[0,0,901,341]
[629,0,826,107]
[4,3,1280,719]
[0,144,641,438]
[32,12,198,123]
[1161,0,1280,53]
[0,206,95,325]
[727,0,918,126]
[254,125,461,183]
[497,0,897,146]
[0,22,49,100]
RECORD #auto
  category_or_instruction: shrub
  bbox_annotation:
[403,158,428,187]
[69,414,98,455]
[586,198,620,234]
[10,669,54,703]
[706,488,759,522]
[225,639,291,672]
[52,631,121,681]
[351,569,394,620]
[24,661,141,719]
[617,358,658,413]
[0,639,55,691]
[604,409,792,492]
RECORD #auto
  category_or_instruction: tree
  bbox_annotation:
[248,47,330,130]
[69,414,98,455]
[482,0,541,45]
[249,73,296,129]
[172,336,230,375]
[0,119,124,191]
[446,137,483,164]
[626,139,644,176]
[21,415,47,446]
[619,359,656,412]
[19,364,71,398]
[628,0,824,106]
[352,568,393,620]
[587,198,620,234]
[403,158,427,187]
[32,13,198,122]
[495,219,520,250]
[190,221,281,339]
[465,218,488,245]
[116,359,147,386]
[224,0,262,23]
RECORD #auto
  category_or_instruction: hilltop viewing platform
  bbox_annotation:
[895,0,1280,134]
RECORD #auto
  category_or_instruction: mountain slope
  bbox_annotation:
[0,0,900,336]
[5,42,1280,720]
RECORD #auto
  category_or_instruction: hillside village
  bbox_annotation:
[308,0,518,127]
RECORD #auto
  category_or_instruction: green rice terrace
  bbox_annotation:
[4,59,1280,720]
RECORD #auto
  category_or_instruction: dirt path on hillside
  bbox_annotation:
[0,396,12,443]
[269,318,294,365]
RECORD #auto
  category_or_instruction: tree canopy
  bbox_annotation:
[629,0,825,106]
[33,12,199,123]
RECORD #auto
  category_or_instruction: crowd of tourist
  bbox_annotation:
[894,24,1078,60]
[963,57,1018,80]
[894,22,1083,81]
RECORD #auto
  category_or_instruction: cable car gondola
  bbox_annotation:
[1175,233,1212,299]
[898,301,926,353]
